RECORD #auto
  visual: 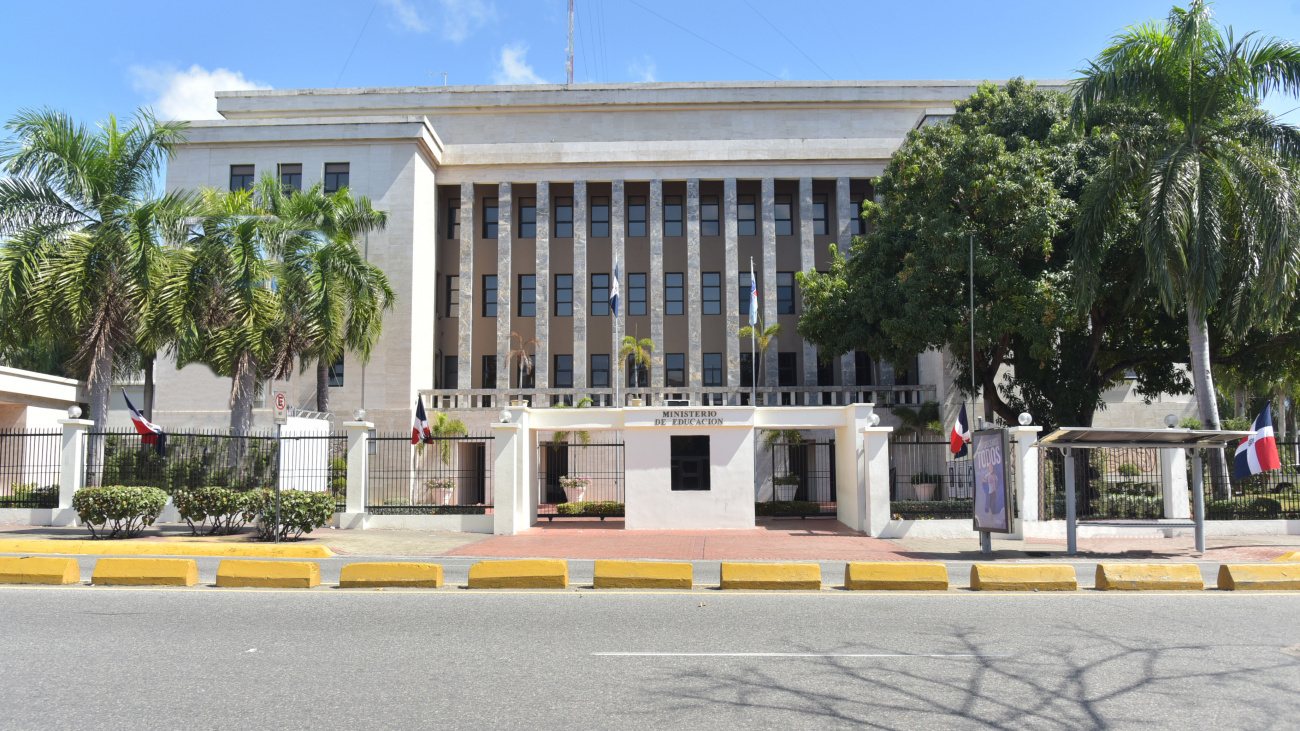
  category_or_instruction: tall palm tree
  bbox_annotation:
[426,411,467,466]
[1071,0,1300,495]
[551,396,594,445]
[618,331,654,387]
[739,316,782,387]
[0,108,190,460]
[507,331,540,390]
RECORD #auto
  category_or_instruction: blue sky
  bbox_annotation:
[4,0,1300,125]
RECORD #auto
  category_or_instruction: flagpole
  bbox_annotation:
[750,257,756,407]
[614,262,621,408]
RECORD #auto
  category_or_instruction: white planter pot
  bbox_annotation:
[913,484,937,501]
[774,484,798,502]
[428,487,455,505]
[630,398,644,406]
[563,486,587,503]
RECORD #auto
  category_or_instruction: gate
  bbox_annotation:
[537,440,625,518]
[368,434,494,514]
[889,439,974,519]
[759,440,837,517]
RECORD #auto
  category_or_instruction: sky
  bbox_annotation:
[4,0,1300,126]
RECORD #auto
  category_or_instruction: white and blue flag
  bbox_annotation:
[748,262,758,326]
[610,263,620,316]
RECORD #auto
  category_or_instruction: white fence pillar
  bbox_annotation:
[492,407,532,535]
[860,425,893,536]
[1161,447,1190,519]
[1011,425,1042,526]
[338,420,372,529]
[54,417,93,526]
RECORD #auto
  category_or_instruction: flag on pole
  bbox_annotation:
[1234,404,1281,479]
[610,263,620,317]
[123,389,166,456]
[749,262,758,326]
[950,404,971,458]
[412,395,433,445]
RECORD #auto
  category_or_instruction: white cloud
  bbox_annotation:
[493,44,546,85]
[381,0,428,32]
[628,56,656,83]
[130,65,271,121]
[439,0,496,43]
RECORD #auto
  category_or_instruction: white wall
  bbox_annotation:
[624,426,756,530]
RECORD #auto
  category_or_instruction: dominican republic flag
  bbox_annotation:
[950,404,971,458]
[412,395,433,445]
[123,389,166,456]
[749,262,758,326]
[1234,405,1282,479]
[610,263,620,317]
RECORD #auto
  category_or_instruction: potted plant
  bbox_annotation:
[560,475,590,503]
[911,472,941,501]
[773,474,801,502]
[424,478,456,505]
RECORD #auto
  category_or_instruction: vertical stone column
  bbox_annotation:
[612,180,626,403]
[492,407,532,535]
[573,180,588,390]
[1161,447,1191,519]
[724,178,740,400]
[836,177,855,394]
[761,177,778,400]
[497,182,512,390]
[458,183,475,398]
[686,178,703,393]
[649,179,665,392]
[799,178,817,395]
[340,419,373,528]
[1011,425,1042,527]
[55,416,93,525]
[534,181,550,390]
[861,425,893,536]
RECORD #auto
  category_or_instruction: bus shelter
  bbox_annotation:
[1038,427,1252,554]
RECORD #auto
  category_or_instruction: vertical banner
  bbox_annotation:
[972,428,1012,533]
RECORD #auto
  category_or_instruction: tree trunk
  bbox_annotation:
[85,336,114,487]
[1187,301,1230,499]
[142,354,155,421]
[316,358,329,413]
[228,350,258,467]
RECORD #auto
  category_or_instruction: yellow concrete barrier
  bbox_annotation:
[719,562,821,590]
[467,559,568,589]
[844,562,948,591]
[216,560,321,588]
[1274,551,1300,562]
[593,560,693,589]
[0,556,80,584]
[1095,563,1204,591]
[1218,564,1300,590]
[92,558,199,586]
[0,539,331,559]
[970,564,1077,591]
[339,562,444,588]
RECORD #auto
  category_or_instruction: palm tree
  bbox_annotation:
[551,396,593,445]
[739,316,782,387]
[507,331,540,390]
[0,108,190,463]
[1071,1,1300,495]
[426,411,467,466]
[618,331,654,387]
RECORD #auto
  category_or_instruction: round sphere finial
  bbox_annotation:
[868,413,881,427]
[67,405,82,419]
[1164,414,1179,428]
[353,409,366,422]
[498,410,511,424]
[1018,412,1032,426]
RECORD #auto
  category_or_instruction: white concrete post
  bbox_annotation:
[339,420,373,529]
[1160,448,1191,519]
[860,426,893,536]
[835,404,873,531]
[1010,425,1042,525]
[54,418,92,526]
[492,407,532,535]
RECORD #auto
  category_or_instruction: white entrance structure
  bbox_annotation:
[491,403,891,535]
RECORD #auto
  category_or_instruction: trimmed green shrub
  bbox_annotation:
[755,500,822,516]
[890,500,973,518]
[1206,497,1283,520]
[0,482,58,508]
[556,500,624,516]
[1117,462,1141,477]
[243,489,337,541]
[72,485,168,539]
[173,486,252,536]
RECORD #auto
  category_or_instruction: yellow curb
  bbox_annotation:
[339,562,444,588]
[468,559,568,589]
[0,556,80,584]
[91,558,198,586]
[0,538,331,559]
[719,562,821,590]
[844,562,948,591]
[1095,563,1203,591]
[1218,563,1300,590]
[971,564,1077,591]
[1274,551,1300,562]
[593,560,693,589]
[216,560,321,588]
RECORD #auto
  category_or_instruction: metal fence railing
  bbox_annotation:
[1192,443,1300,519]
[888,439,974,519]
[758,439,836,517]
[367,434,494,515]
[0,429,61,508]
[537,439,624,517]
[1041,447,1165,521]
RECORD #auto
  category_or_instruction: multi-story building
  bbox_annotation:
[155,80,1191,433]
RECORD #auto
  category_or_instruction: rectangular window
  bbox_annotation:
[702,272,721,315]
[665,273,684,315]
[628,195,647,237]
[855,351,874,386]
[739,272,752,316]
[442,356,458,390]
[446,275,459,318]
[278,164,302,192]
[626,357,649,387]
[447,200,460,239]
[482,355,498,389]
[628,273,647,316]
[327,356,344,387]
[591,273,609,316]
[591,195,609,238]
[817,358,835,386]
[323,163,349,193]
[518,274,536,317]
[850,194,866,235]
[483,197,499,239]
[894,357,920,386]
[740,352,754,388]
[555,197,573,238]
[703,353,723,387]
[701,195,720,237]
[778,352,798,387]
[775,195,793,236]
[665,353,686,388]
[777,272,795,315]
[664,195,683,237]
[813,194,828,236]
[229,165,254,192]
[519,197,536,238]
[518,365,535,389]
[482,275,498,317]
[670,435,710,491]
[554,355,573,388]
[555,274,573,316]
[738,194,756,236]
[591,354,610,388]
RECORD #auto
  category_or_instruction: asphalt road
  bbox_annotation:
[1,587,1297,729]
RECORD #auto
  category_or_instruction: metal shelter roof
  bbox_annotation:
[1038,427,1253,449]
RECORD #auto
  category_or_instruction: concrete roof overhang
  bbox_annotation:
[1038,426,1253,449]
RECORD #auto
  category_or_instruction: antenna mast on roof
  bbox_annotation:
[566,0,574,85]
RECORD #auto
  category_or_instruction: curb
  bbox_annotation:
[0,538,332,559]
[339,562,444,588]
[844,562,948,591]
[719,562,821,590]
[0,556,80,584]
[1095,563,1204,591]
[1275,552,1300,562]
[216,560,321,588]
[971,564,1077,591]
[593,560,693,589]
[468,559,568,588]
[1218,563,1300,590]
[91,558,199,586]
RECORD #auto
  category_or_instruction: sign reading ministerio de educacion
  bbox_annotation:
[623,407,755,428]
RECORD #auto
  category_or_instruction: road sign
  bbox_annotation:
[273,391,289,424]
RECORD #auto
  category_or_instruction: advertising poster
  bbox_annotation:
[972,429,1012,533]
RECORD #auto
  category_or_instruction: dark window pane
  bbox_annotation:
[483,197,498,239]
[855,351,874,386]
[556,197,573,238]
[554,355,573,388]
[442,356,458,389]
[702,271,721,315]
[323,163,349,193]
[591,273,609,316]
[670,435,710,491]
[447,200,460,239]
[483,274,498,317]
[813,195,827,236]
[665,272,683,316]
[628,195,646,237]
[701,195,719,237]
[519,197,536,238]
[518,274,536,317]
[778,352,797,386]
[446,275,459,318]
[850,194,866,235]
[665,353,686,387]
[591,195,609,238]
[629,272,647,316]
[591,354,610,388]
[817,358,835,386]
[740,352,754,387]
[777,271,795,315]
[703,353,723,387]
[739,272,752,315]
[555,274,573,317]
[775,195,793,236]
[327,356,344,387]
[664,195,683,237]
[482,354,498,389]
[738,194,756,237]
[229,165,254,192]
[279,164,302,192]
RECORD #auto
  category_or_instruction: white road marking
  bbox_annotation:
[592,652,1012,658]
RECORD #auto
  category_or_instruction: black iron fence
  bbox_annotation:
[368,434,493,515]
[1040,447,1165,520]
[758,439,836,517]
[0,429,61,508]
[1190,443,1300,519]
[537,440,624,518]
[889,439,974,519]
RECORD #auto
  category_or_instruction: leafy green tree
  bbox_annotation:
[739,317,782,387]
[425,411,467,466]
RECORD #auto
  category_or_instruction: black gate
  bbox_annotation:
[761,440,836,517]
[537,440,625,518]
[889,439,974,519]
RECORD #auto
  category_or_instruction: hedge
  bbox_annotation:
[1206,497,1283,520]
[557,500,624,516]
[0,483,58,508]
[174,486,253,536]
[72,485,168,539]
[890,500,973,518]
[755,501,822,516]
[243,489,336,541]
